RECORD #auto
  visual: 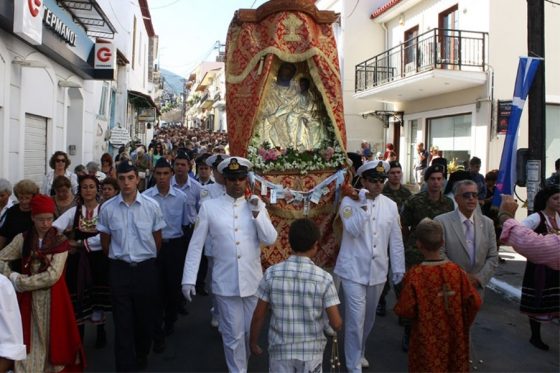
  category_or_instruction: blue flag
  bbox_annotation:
[492,57,542,206]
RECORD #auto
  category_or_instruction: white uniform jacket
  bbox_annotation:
[199,182,226,256]
[182,194,277,297]
[334,194,405,286]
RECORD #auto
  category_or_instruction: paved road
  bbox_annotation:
[82,286,559,372]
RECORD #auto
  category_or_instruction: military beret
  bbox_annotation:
[424,164,446,180]
[389,161,402,170]
[206,154,230,169]
[196,153,212,166]
[154,157,173,169]
[116,160,137,174]
[357,160,390,178]
[175,151,190,161]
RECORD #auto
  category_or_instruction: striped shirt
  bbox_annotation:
[501,218,560,270]
[256,255,340,361]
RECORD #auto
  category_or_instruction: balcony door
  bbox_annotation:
[439,5,459,68]
[404,26,419,73]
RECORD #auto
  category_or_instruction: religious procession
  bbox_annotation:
[0,0,559,372]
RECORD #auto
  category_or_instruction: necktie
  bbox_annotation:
[464,219,476,267]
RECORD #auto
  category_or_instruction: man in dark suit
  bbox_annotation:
[435,180,498,294]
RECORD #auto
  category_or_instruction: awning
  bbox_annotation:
[128,90,161,115]
[58,0,117,39]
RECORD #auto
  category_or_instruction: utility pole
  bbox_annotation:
[527,0,546,186]
[525,0,546,213]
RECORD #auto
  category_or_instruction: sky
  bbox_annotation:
[150,0,268,77]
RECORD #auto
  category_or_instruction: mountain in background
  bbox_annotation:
[160,68,185,95]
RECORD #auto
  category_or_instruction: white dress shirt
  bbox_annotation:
[0,274,26,361]
[97,192,166,263]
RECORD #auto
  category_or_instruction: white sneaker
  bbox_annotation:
[324,325,336,337]
[361,357,370,368]
[210,316,219,328]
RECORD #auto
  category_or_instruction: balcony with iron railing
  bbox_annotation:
[354,28,489,102]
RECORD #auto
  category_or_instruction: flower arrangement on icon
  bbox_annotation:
[247,143,346,174]
[248,126,346,174]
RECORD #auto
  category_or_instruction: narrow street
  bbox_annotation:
[83,286,559,372]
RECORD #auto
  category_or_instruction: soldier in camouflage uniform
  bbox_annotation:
[398,164,454,351]
[382,161,412,212]
[376,161,412,317]
[400,164,454,267]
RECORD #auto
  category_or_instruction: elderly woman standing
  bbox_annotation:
[0,180,38,250]
[0,194,84,372]
[52,176,76,218]
[41,151,78,196]
[0,178,14,227]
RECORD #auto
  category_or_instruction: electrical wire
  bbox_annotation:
[545,0,560,6]
[347,0,360,18]
[152,0,181,10]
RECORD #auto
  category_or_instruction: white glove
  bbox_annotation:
[9,272,20,290]
[182,284,196,302]
[392,272,404,285]
[248,195,264,212]
[358,188,369,206]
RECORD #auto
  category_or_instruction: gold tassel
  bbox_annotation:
[330,334,341,372]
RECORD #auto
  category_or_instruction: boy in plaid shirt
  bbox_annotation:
[250,218,342,372]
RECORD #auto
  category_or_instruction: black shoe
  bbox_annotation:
[136,355,148,371]
[376,302,386,317]
[95,327,107,349]
[164,323,175,336]
[153,336,166,354]
[196,285,209,296]
[401,331,409,352]
[177,303,189,315]
[530,337,549,351]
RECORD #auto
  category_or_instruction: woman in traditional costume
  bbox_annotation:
[0,194,84,372]
[520,185,560,350]
[53,175,110,348]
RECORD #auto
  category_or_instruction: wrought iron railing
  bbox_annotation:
[355,28,488,92]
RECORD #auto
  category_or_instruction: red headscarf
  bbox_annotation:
[30,194,56,216]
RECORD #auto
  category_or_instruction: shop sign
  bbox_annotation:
[43,6,76,46]
[109,126,131,146]
[497,100,512,135]
[13,0,44,45]
[94,42,116,69]
[138,108,156,122]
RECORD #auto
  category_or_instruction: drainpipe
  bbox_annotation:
[381,22,390,147]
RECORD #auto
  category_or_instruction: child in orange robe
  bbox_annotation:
[395,218,481,372]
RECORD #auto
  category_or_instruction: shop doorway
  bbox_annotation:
[24,114,48,186]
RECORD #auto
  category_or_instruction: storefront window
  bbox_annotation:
[427,113,472,167]
[546,104,560,177]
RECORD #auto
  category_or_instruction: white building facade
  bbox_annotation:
[0,0,159,186]
[317,0,560,184]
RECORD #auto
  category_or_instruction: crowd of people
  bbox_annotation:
[0,131,558,372]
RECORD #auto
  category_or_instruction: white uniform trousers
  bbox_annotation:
[215,294,258,373]
[207,257,219,319]
[341,278,385,373]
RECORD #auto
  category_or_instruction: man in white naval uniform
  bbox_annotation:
[182,157,277,373]
[335,160,405,372]
[199,153,230,326]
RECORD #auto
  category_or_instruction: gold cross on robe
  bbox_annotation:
[438,283,456,312]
